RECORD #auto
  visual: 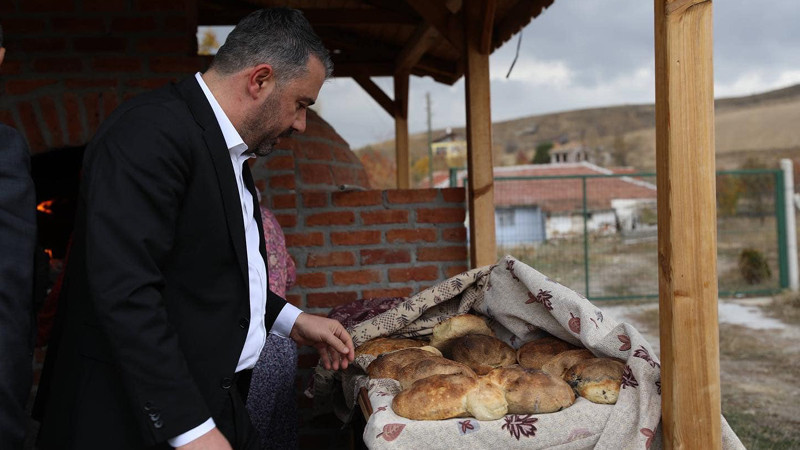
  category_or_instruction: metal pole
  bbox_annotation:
[781,159,799,291]
[426,92,434,188]
[582,177,590,297]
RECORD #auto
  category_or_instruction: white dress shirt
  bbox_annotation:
[167,73,302,448]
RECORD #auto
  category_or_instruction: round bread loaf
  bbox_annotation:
[429,314,494,355]
[355,337,427,358]
[485,366,575,414]
[450,334,517,375]
[397,356,476,390]
[516,335,580,369]
[392,374,507,421]
[563,357,625,404]
[541,348,595,378]
[366,346,442,380]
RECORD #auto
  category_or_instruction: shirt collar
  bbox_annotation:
[195,72,251,162]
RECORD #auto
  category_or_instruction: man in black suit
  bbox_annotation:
[35,9,354,449]
[0,24,38,449]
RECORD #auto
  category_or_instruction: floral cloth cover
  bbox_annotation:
[323,255,744,449]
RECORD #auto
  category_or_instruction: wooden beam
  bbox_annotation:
[480,0,497,55]
[654,0,721,449]
[303,9,417,25]
[492,0,553,51]
[394,71,410,189]
[395,23,441,74]
[352,75,394,117]
[404,0,464,50]
[463,0,496,267]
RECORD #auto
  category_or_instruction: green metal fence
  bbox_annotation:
[453,168,788,300]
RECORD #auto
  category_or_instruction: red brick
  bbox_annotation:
[82,0,127,12]
[334,167,362,186]
[33,57,84,73]
[386,228,436,243]
[305,211,354,226]
[298,163,333,185]
[136,36,192,54]
[74,37,127,53]
[0,60,22,75]
[276,136,300,152]
[52,17,106,33]
[301,192,327,208]
[111,16,158,32]
[62,92,84,145]
[5,79,57,95]
[0,110,15,129]
[354,171,370,188]
[92,57,142,72]
[331,190,381,207]
[417,207,465,224]
[298,140,332,161]
[332,146,358,163]
[21,0,74,12]
[18,38,67,52]
[306,251,355,268]
[442,187,466,203]
[332,270,380,286]
[100,89,120,120]
[386,189,437,204]
[164,15,193,30]
[150,56,203,73]
[38,97,63,148]
[361,210,408,225]
[306,291,358,308]
[295,273,327,289]
[330,230,380,245]
[17,102,46,152]
[136,0,186,11]
[442,227,467,242]
[83,92,101,136]
[269,174,295,190]
[285,232,324,247]
[445,265,470,278]
[418,246,467,262]
[285,294,302,307]
[362,288,413,298]
[64,78,118,89]
[388,266,439,282]
[273,213,297,229]
[271,194,297,210]
[125,78,173,90]
[2,18,48,34]
[361,249,410,265]
[254,179,266,194]
[265,155,295,171]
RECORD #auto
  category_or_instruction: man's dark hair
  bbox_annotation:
[210,8,332,83]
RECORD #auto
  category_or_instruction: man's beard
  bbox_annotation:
[243,92,293,157]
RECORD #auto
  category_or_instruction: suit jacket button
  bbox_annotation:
[149,413,160,421]
[221,377,233,389]
[154,420,163,429]
[144,401,154,411]
[239,318,249,329]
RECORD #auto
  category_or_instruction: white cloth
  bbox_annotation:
[166,73,302,448]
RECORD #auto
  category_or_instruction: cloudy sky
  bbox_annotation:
[203,1,800,149]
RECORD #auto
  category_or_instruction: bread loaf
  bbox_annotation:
[516,335,580,369]
[396,356,476,390]
[355,337,426,358]
[450,334,517,375]
[540,348,595,378]
[563,358,625,404]
[392,374,507,421]
[366,346,442,380]
[485,366,575,414]
[429,314,494,355]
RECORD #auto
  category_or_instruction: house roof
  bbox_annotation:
[439,162,657,213]
[197,0,556,85]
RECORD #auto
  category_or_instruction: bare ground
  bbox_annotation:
[604,297,800,449]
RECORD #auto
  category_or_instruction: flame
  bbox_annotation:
[37,199,54,214]
[44,249,53,259]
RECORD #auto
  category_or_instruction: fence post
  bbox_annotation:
[781,159,799,291]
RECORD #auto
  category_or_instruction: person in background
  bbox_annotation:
[34,9,353,449]
[247,204,299,449]
[0,23,38,449]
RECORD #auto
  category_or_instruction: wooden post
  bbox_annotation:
[394,71,410,189]
[463,0,496,267]
[654,0,721,448]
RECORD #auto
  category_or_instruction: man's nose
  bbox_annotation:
[292,110,307,134]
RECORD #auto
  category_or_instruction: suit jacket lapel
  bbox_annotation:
[176,77,249,285]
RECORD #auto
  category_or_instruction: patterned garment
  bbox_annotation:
[247,207,298,449]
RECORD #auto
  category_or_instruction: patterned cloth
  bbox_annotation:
[315,256,744,450]
[247,207,298,450]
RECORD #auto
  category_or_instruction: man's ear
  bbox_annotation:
[247,64,275,99]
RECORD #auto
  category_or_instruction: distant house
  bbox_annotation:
[431,128,467,167]
[438,162,658,244]
[549,141,592,164]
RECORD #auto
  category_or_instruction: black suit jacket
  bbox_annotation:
[0,123,36,448]
[35,77,287,448]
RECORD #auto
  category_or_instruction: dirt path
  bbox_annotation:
[603,298,800,449]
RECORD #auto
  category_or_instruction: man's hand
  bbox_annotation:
[290,313,355,370]
[176,427,231,450]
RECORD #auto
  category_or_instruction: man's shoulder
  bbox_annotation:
[0,123,29,152]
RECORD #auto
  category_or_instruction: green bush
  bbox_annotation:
[738,248,771,284]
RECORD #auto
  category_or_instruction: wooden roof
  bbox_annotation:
[198,0,555,85]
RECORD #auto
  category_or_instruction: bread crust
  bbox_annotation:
[516,335,580,369]
[563,358,625,404]
[397,356,476,390]
[540,348,595,378]
[485,366,575,414]
[392,374,508,421]
[355,337,427,358]
[429,314,494,355]
[450,334,517,375]
[366,346,442,380]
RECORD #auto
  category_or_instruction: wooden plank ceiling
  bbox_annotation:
[198,0,554,85]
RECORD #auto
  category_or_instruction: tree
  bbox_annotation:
[610,133,630,166]
[358,147,396,189]
[532,141,553,164]
[198,29,221,55]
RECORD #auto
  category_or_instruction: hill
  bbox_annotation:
[355,83,800,187]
